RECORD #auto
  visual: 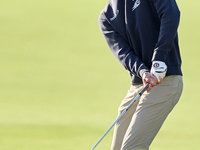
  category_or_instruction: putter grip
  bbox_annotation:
[139,83,149,96]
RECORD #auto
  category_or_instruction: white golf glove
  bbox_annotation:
[150,61,167,82]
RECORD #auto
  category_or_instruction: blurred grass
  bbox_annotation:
[0,0,199,150]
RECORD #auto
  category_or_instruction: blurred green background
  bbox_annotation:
[0,0,199,150]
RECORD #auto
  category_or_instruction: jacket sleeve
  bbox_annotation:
[151,0,180,62]
[98,12,149,78]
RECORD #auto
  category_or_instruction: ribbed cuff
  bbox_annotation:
[151,49,167,62]
[139,68,150,78]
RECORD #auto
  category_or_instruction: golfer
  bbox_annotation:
[98,0,183,149]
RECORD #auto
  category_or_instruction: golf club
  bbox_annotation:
[91,83,149,150]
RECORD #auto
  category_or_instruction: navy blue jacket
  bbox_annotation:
[99,0,182,85]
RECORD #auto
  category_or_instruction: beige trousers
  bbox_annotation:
[111,75,183,150]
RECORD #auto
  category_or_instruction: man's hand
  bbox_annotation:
[150,61,167,83]
[142,72,163,92]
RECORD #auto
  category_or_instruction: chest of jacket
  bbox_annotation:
[103,0,160,42]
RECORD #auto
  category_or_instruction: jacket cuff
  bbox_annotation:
[139,68,150,78]
[151,49,168,62]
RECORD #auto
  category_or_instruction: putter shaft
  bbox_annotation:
[91,83,149,150]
